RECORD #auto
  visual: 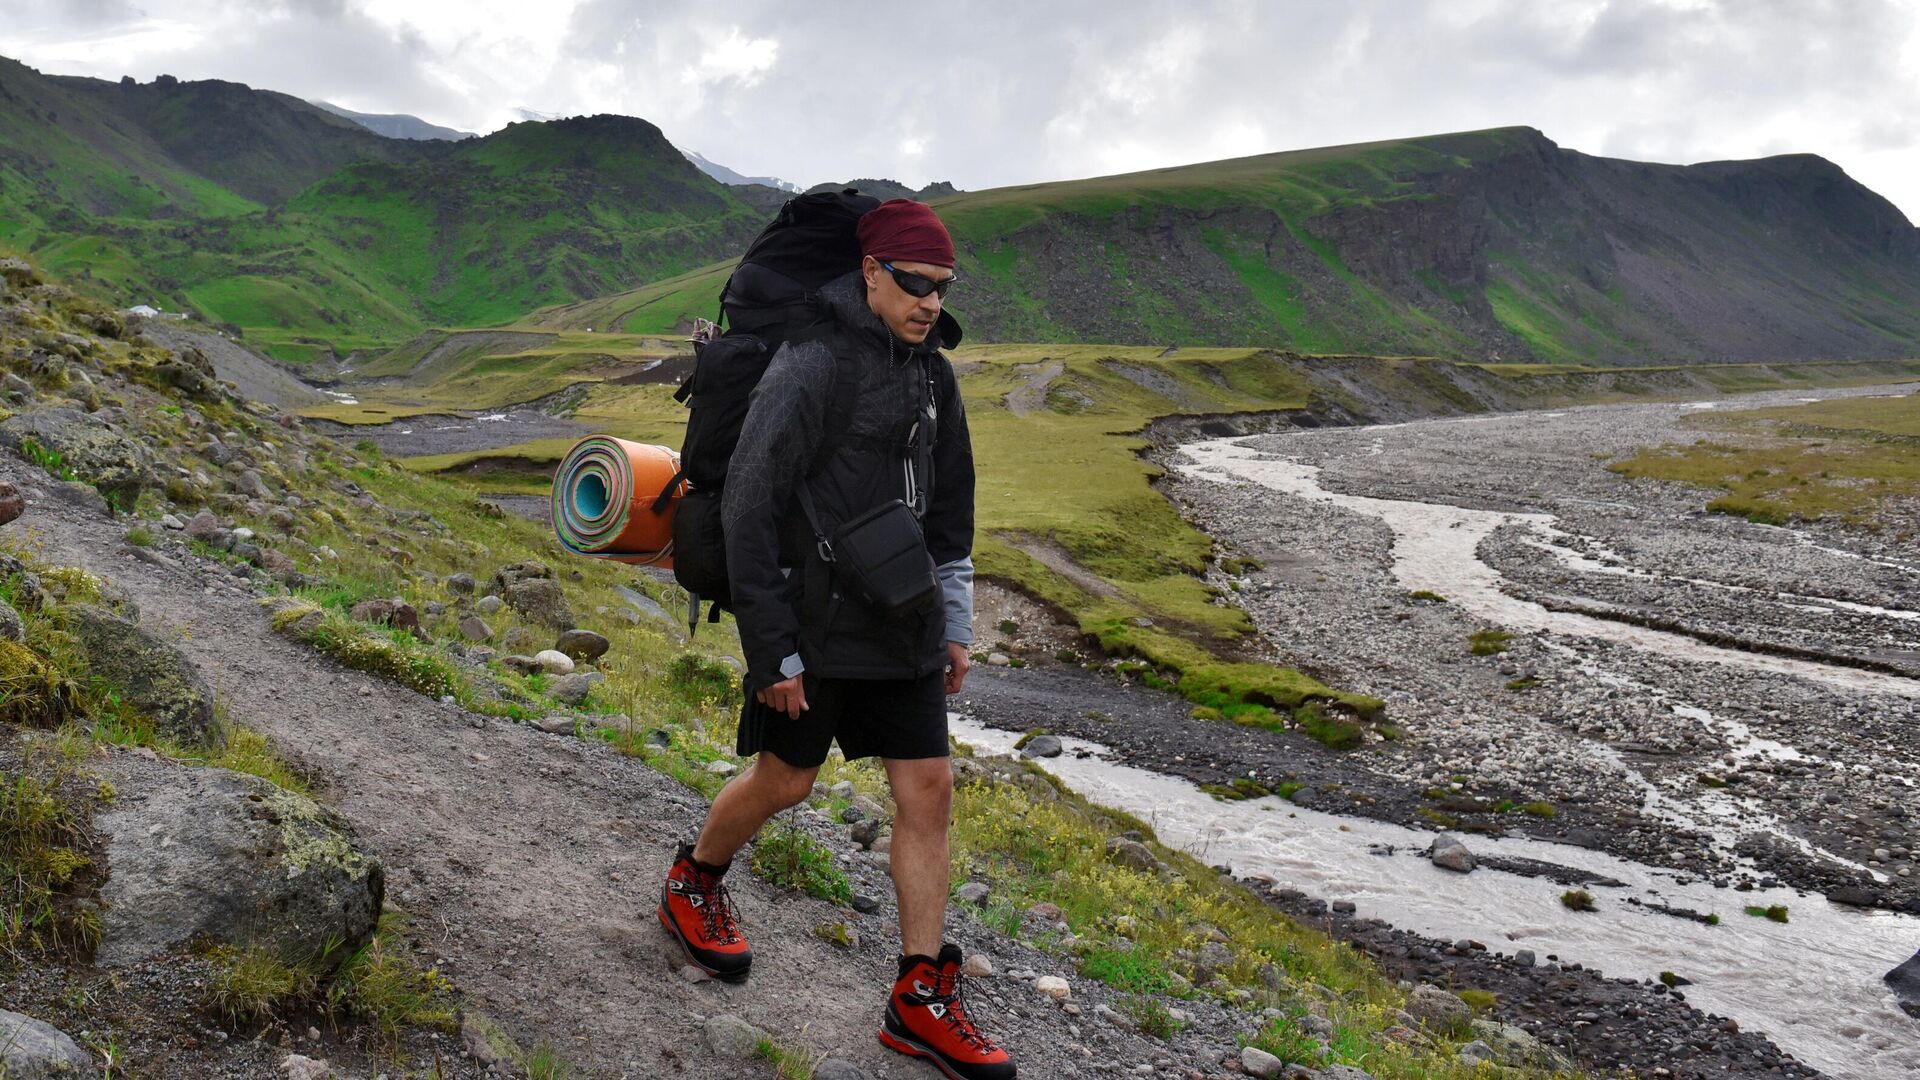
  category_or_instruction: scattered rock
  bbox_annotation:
[445,572,476,595]
[489,560,552,593]
[1104,836,1163,873]
[499,655,541,675]
[0,598,22,643]
[475,594,504,616]
[504,578,575,629]
[707,760,738,777]
[1888,948,1920,1018]
[850,818,881,848]
[0,482,23,527]
[955,881,990,905]
[280,1054,331,1080]
[702,1014,769,1058]
[536,715,576,735]
[1033,975,1071,1001]
[183,511,223,542]
[1468,1018,1563,1067]
[460,1012,519,1067]
[986,652,1011,667]
[502,626,534,650]
[963,952,994,978]
[554,628,610,662]
[1240,1045,1285,1078]
[0,407,153,507]
[459,616,494,642]
[533,649,575,675]
[64,603,223,748]
[1404,984,1470,1030]
[1028,901,1063,921]
[1458,1040,1495,1062]
[547,673,592,705]
[94,751,382,971]
[0,1009,92,1077]
[1021,733,1063,758]
[1428,833,1476,874]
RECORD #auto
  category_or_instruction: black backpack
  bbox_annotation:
[664,191,960,630]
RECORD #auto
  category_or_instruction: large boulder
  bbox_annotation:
[94,751,383,971]
[1405,984,1471,1031]
[488,561,552,595]
[63,604,223,749]
[0,1010,92,1077]
[0,408,153,508]
[504,578,575,629]
[1889,949,1920,1019]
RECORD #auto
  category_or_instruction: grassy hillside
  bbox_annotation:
[547,127,1920,365]
[0,58,763,362]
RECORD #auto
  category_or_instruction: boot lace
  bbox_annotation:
[928,966,999,1054]
[697,876,742,945]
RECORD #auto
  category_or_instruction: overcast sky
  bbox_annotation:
[4,0,1919,219]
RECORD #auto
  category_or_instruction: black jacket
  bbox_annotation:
[722,272,975,692]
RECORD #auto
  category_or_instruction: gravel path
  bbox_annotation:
[0,458,1201,1079]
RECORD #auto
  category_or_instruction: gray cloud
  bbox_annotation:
[0,0,1915,219]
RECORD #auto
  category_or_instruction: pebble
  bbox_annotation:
[706,761,738,776]
[962,952,994,978]
[1032,975,1071,1001]
[532,649,575,675]
[1239,1046,1284,1078]
[161,513,185,530]
[955,881,990,905]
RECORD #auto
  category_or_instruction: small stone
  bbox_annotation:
[0,484,31,529]
[678,964,710,983]
[446,573,476,595]
[184,511,222,541]
[0,1009,92,1077]
[702,1014,768,1058]
[1405,985,1471,1029]
[533,649,575,675]
[963,952,994,978]
[554,628,611,662]
[536,715,576,735]
[459,616,493,642]
[830,780,855,798]
[1032,975,1071,1001]
[1104,837,1161,873]
[1458,1041,1495,1062]
[1332,900,1357,914]
[499,655,542,675]
[1028,902,1063,921]
[707,760,738,776]
[986,652,1012,667]
[955,881,990,905]
[851,892,882,914]
[850,819,881,848]
[1240,1046,1285,1078]
[1021,734,1063,758]
[161,513,185,530]
[547,674,592,705]
[475,594,504,615]
[1513,949,1536,968]
[871,834,891,854]
[840,805,865,824]
[282,1053,331,1080]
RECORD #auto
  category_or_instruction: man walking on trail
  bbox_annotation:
[657,200,1015,1079]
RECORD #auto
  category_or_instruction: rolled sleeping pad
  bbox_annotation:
[551,436,687,567]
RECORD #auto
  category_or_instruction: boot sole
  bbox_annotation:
[878,1028,968,1080]
[655,905,751,984]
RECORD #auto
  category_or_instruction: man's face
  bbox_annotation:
[863,256,953,346]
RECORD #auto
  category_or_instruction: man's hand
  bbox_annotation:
[944,641,971,695]
[755,675,808,719]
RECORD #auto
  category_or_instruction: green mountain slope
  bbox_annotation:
[0,58,763,361]
[549,127,1920,364]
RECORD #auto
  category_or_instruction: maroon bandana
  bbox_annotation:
[857,199,956,268]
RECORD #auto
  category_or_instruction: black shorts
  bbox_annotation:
[736,670,949,768]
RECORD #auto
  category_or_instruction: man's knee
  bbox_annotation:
[892,758,954,818]
[751,754,819,809]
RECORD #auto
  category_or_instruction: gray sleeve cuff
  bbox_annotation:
[779,652,806,679]
[936,557,974,645]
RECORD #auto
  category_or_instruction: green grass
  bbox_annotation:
[1610,392,1920,527]
[1468,630,1513,656]
[753,1036,821,1080]
[749,813,853,904]
[1562,890,1596,912]
[0,757,100,958]
[1744,904,1790,923]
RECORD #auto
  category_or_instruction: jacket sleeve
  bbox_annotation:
[924,356,976,645]
[722,340,836,691]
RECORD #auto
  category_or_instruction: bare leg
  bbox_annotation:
[692,753,820,866]
[883,756,955,958]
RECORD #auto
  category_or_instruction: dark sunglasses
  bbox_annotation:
[881,261,958,299]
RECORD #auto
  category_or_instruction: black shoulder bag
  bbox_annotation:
[797,358,940,619]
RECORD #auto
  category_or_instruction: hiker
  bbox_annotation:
[658,200,1014,1079]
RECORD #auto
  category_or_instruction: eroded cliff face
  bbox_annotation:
[954,129,1920,364]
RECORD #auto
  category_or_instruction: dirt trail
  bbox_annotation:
[1002,360,1063,417]
[1,457,1148,1079]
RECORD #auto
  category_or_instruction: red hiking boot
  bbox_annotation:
[656,842,751,982]
[879,944,1016,1079]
